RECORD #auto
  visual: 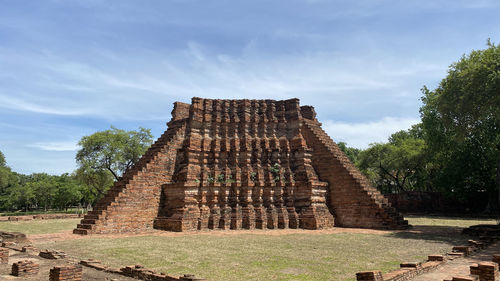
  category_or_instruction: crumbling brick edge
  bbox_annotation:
[80,259,208,281]
[355,236,499,281]
[1,242,208,280]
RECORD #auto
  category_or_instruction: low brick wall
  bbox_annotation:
[49,264,83,281]
[80,260,208,281]
[11,260,39,277]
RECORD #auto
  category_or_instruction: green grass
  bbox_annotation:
[406,215,496,227]
[34,231,463,281]
[2,215,496,280]
[0,218,80,234]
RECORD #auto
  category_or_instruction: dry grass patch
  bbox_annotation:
[35,231,467,281]
[0,218,79,234]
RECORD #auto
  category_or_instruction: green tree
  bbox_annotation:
[0,151,5,167]
[53,173,83,210]
[75,165,114,204]
[76,126,153,181]
[27,173,58,211]
[358,128,427,194]
[420,40,500,210]
[337,142,361,163]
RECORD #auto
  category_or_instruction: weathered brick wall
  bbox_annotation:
[154,98,333,231]
[301,111,408,229]
[75,97,406,234]
[74,105,188,234]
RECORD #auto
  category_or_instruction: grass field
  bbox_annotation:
[1,215,496,281]
[0,218,80,234]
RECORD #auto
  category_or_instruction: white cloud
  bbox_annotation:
[28,141,79,151]
[0,94,89,116]
[324,117,420,149]
[0,42,446,122]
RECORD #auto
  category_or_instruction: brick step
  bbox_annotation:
[80,219,96,224]
[73,228,89,235]
[83,215,98,221]
[77,224,93,230]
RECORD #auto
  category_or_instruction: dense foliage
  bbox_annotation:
[341,42,500,212]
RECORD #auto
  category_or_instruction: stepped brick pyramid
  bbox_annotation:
[74,98,408,234]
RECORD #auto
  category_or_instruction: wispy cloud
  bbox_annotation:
[0,43,446,122]
[324,117,421,148]
[27,141,79,151]
[0,94,89,116]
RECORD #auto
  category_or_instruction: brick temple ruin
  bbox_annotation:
[74,98,408,234]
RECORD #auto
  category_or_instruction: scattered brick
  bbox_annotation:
[428,255,444,261]
[448,252,465,258]
[0,247,8,264]
[470,262,499,281]
[180,274,208,281]
[492,254,500,265]
[400,262,421,268]
[40,249,67,259]
[21,245,38,254]
[468,240,484,249]
[453,246,471,256]
[451,276,479,281]
[49,264,83,281]
[356,271,383,281]
[11,260,39,277]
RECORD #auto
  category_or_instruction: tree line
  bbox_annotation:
[0,42,498,213]
[0,127,152,212]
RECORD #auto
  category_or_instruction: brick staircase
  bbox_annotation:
[301,119,409,229]
[73,120,187,235]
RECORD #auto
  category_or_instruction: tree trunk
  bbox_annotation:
[497,157,500,221]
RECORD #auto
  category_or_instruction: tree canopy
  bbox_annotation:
[420,41,500,210]
[76,126,153,181]
[357,127,427,194]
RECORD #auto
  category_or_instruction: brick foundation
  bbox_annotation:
[11,260,39,277]
[49,265,83,281]
[74,98,407,234]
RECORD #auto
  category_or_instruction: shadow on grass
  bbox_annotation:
[405,214,497,221]
[384,225,473,245]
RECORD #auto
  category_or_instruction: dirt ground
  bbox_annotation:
[1,224,495,280]
[0,248,137,281]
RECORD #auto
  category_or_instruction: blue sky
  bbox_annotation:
[0,0,499,175]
